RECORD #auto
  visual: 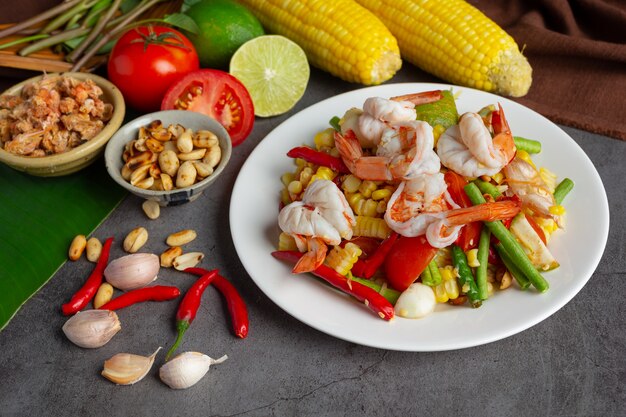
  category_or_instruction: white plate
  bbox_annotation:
[229,83,609,352]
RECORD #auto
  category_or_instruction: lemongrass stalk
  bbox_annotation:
[67,0,122,63]
[0,0,83,39]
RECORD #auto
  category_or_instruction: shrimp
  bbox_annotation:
[384,172,522,248]
[334,120,440,181]
[278,179,356,273]
[340,90,443,148]
[503,157,562,227]
[3,130,44,155]
[436,104,516,177]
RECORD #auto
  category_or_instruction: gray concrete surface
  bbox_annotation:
[0,65,624,417]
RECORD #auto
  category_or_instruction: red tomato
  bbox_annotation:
[161,69,255,146]
[107,26,200,112]
[384,236,438,292]
[444,171,482,251]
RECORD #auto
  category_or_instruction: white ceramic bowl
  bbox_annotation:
[104,110,232,206]
[0,72,125,176]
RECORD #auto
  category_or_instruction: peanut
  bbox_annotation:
[173,252,204,271]
[158,150,179,177]
[86,237,102,262]
[142,200,160,220]
[123,227,149,253]
[176,128,194,153]
[68,234,87,261]
[175,161,197,188]
[93,283,114,308]
[160,246,183,268]
[166,229,197,247]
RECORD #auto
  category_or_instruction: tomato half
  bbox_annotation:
[107,26,199,112]
[444,171,482,251]
[161,69,255,146]
[384,236,438,292]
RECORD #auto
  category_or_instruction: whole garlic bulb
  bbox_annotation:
[159,352,227,389]
[62,310,121,348]
[102,347,161,385]
[104,253,159,290]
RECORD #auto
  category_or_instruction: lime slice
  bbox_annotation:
[230,35,310,117]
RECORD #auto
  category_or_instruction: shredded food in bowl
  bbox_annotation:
[0,74,114,157]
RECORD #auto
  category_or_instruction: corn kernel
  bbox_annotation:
[549,205,566,216]
[314,128,335,150]
[466,249,480,267]
[371,188,392,201]
[358,180,378,198]
[287,180,303,195]
[516,150,536,169]
[277,232,298,251]
[281,172,295,187]
[439,266,456,281]
[342,174,362,193]
[492,172,504,184]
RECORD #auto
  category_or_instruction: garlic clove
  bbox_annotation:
[394,283,436,319]
[104,253,160,291]
[159,352,227,389]
[102,347,162,385]
[62,310,121,348]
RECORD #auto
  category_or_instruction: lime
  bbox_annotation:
[184,0,264,69]
[230,35,310,117]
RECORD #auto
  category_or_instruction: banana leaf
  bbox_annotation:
[0,160,126,330]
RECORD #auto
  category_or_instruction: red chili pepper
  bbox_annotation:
[98,285,180,311]
[61,237,113,316]
[351,232,398,279]
[287,146,350,174]
[272,250,395,321]
[185,267,249,339]
[165,269,218,360]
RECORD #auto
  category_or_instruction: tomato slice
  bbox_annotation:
[384,236,438,292]
[161,69,254,146]
[444,171,482,251]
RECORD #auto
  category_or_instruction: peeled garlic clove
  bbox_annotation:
[62,310,121,348]
[394,283,436,319]
[102,347,161,385]
[159,352,227,389]
[104,253,160,291]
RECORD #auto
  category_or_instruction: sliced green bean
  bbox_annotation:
[464,183,549,292]
[514,136,542,154]
[476,227,491,300]
[0,34,49,51]
[428,261,442,286]
[554,178,574,205]
[451,244,482,308]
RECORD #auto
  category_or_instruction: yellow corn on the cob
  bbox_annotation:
[353,215,391,239]
[278,232,298,251]
[355,0,532,97]
[237,0,402,85]
[325,243,362,275]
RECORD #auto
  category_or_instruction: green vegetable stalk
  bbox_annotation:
[450,244,482,308]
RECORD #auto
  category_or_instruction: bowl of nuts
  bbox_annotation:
[104,110,232,206]
[0,72,125,176]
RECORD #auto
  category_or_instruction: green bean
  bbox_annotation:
[473,179,502,199]
[329,116,341,132]
[349,275,400,305]
[554,178,574,205]
[464,183,549,292]
[476,227,491,300]
[420,260,441,286]
[514,136,542,154]
[451,244,482,308]
[0,0,83,39]
[495,243,531,290]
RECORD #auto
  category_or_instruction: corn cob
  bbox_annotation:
[355,0,532,96]
[353,215,391,239]
[325,243,362,275]
[236,0,402,85]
